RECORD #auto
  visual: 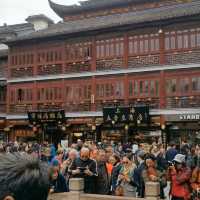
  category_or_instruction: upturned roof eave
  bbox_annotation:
[48,0,162,18]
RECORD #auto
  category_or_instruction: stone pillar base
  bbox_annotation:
[69,178,84,192]
[145,182,160,199]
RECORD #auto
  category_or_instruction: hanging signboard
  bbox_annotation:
[28,110,65,124]
[103,105,149,124]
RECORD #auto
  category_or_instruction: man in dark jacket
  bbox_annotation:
[133,151,146,198]
[69,147,97,193]
[95,150,110,194]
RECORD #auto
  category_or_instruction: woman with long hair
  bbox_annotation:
[116,154,136,197]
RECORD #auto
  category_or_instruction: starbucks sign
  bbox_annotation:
[179,114,200,121]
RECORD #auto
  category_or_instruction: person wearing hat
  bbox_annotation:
[167,154,191,200]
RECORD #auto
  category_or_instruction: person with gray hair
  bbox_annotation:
[0,153,49,200]
[61,148,79,191]
[61,148,79,175]
[69,147,97,193]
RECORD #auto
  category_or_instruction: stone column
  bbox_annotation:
[145,182,160,200]
[69,178,84,200]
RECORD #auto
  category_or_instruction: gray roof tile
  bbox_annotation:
[6,1,200,43]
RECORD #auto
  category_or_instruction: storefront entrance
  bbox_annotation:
[166,122,200,145]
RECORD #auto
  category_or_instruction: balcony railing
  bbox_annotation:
[9,104,33,114]
[7,96,200,114]
[64,102,91,112]
[95,100,125,111]
[166,96,200,109]
[128,98,160,109]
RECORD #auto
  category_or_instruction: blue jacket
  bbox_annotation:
[166,148,178,162]
[50,173,68,193]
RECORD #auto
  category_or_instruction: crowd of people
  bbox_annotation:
[0,139,200,200]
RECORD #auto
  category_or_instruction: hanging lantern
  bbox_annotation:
[61,126,66,131]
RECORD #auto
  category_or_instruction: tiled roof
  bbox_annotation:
[6,1,200,43]
[0,23,34,37]
[49,0,159,18]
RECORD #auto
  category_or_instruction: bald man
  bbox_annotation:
[69,147,97,193]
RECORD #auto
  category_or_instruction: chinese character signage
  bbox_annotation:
[103,106,149,124]
[28,110,65,124]
[135,105,150,123]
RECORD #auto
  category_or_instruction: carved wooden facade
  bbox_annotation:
[3,0,200,141]
[6,20,200,114]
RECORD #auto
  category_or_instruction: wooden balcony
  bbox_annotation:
[166,96,200,109]
[7,95,200,114]
[95,100,125,111]
[9,104,33,114]
[64,102,91,112]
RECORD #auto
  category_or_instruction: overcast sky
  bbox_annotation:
[0,0,88,25]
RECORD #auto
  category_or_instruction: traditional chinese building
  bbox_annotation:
[2,0,200,144]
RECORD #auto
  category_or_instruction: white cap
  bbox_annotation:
[173,154,186,164]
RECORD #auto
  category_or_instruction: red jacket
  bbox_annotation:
[168,166,191,200]
[190,167,200,191]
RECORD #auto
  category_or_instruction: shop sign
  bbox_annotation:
[179,114,200,121]
[28,110,65,124]
[149,130,162,136]
[103,105,149,124]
